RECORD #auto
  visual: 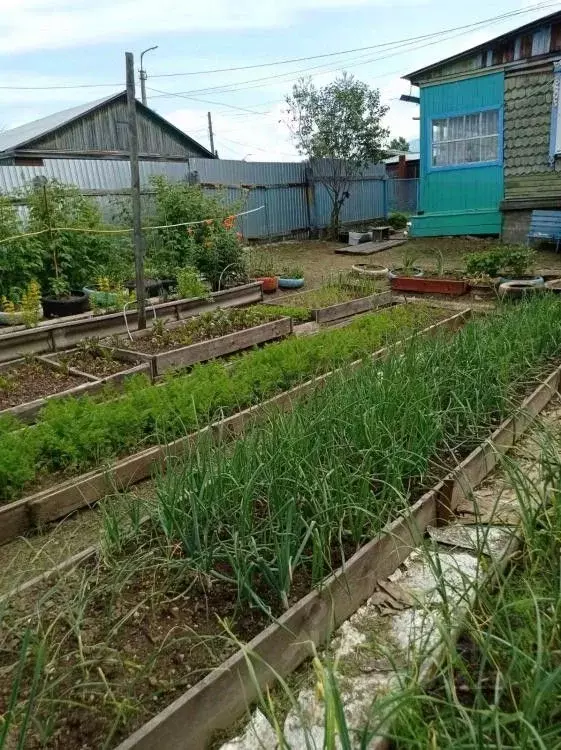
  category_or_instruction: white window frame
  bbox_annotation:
[430,109,500,170]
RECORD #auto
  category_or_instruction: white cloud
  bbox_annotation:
[0,0,426,55]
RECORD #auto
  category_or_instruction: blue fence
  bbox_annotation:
[0,157,418,239]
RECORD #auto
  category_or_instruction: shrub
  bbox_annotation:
[26,179,116,293]
[0,195,44,300]
[464,250,504,278]
[387,211,408,230]
[175,266,209,300]
[464,245,536,279]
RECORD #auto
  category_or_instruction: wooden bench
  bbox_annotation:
[527,210,561,252]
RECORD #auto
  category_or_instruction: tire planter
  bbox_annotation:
[351,263,389,279]
[390,276,470,296]
[124,278,175,297]
[41,292,90,319]
[255,276,278,293]
[388,266,423,280]
[278,278,304,290]
[0,306,43,326]
[498,279,546,299]
[83,286,119,307]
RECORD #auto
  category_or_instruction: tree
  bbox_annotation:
[285,73,389,236]
[388,136,410,153]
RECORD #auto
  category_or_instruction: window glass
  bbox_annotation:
[431,109,499,167]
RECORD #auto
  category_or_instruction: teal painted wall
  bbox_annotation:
[411,72,504,237]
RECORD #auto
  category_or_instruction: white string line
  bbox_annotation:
[0,205,265,245]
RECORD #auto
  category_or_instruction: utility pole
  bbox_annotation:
[139,45,158,106]
[126,51,146,330]
[207,111,215,156]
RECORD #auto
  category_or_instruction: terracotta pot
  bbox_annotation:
[255,276,278,293]
[390,276,470,296]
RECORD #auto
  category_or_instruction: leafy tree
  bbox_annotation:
[0,195,43,301]
[388,136,410,153]
[285,73,389,236]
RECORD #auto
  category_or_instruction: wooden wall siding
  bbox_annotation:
[504,68,561,201]
[410,73,504,238]
[415,21,557,85]
[28,100,204,158]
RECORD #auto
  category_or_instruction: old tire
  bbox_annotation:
[351,263,389,278]
[498,279,545,299]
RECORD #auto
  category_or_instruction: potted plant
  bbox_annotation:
[174,266,210,300]
[0,280,43,327]
[388,250,423,280]
[250,254,278,293]
[42,275,89,319]
[278,266,305,289]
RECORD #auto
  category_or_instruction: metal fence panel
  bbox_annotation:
[387,178,419,215]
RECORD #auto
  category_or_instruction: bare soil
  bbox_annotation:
[60,350,136,378]
[258,237,561,295]
[0,360,88,409]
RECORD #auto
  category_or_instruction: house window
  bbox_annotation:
[431,110,500,168]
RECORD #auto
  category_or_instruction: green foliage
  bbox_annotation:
[175,266,209,300]
[0,303,446,501]
[0,196,44,301]
[465,245,536,279]
[130,295,561,609]
[26,180,116,294]
[387,212,408,230]
[387,136,410,153]
[147,176,246,289]
[285,73,389,235]
[280,266,304,279]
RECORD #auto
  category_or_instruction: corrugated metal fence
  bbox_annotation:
[0,157,417,239]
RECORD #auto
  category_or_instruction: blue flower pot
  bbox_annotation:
[278,277,304,289]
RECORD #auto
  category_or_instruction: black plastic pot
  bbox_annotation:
[125,278,176,297]
[41,291,90,319]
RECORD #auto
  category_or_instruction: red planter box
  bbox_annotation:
[390,276,470,296]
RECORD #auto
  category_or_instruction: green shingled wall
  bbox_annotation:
[504,69,561,200]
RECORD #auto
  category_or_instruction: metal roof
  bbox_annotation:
[0,91,215,159]
[404,8,561,83]
[384,152,420,165]
[0,92,123,153]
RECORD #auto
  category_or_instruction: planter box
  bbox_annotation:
[0,283,264,364]
[390,276,470,296]
[0,309,469,545]
[117,317,293,379]
[313,290,393,323]
[0,353,150,424]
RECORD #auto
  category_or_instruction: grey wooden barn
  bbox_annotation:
[0,91,215,165]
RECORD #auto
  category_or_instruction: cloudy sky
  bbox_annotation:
[0,0,558,161]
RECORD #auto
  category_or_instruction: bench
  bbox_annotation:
[527,210,561,252]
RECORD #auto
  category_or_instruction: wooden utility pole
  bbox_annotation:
[207,111,215,156]
[126,51,146,330]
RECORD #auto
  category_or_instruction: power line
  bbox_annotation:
[147,87,270,114]
[147,2,559,80]
[0,2,556,93]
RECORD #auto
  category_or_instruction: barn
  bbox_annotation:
[0,91,215,166]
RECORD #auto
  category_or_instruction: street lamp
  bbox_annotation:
[139,45,158,106]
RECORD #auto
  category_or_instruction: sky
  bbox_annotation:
[0,0,559,161]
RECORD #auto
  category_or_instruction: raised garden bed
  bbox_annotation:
[0,350,149,424]
[0,304,458,542]
[1,298,559,750]
[0,357,91,410]
[112,307,294,378]
[0,282,264,364]
[268,283,393,323]
[390,274,471,296]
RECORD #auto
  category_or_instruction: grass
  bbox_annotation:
[0,302,448,502]
[3,297,561,748]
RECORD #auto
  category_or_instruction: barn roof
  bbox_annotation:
[0,91,215,158]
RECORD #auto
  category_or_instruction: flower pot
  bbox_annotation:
[352,263,389,278]
[255,276,278,293]
[499,280,546,299]
[496,275,544,287]
[387,267,423,280]
[278,277,304,289]
[390,276,470,296]
[41,291,90,319]
[83,286,119,307]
